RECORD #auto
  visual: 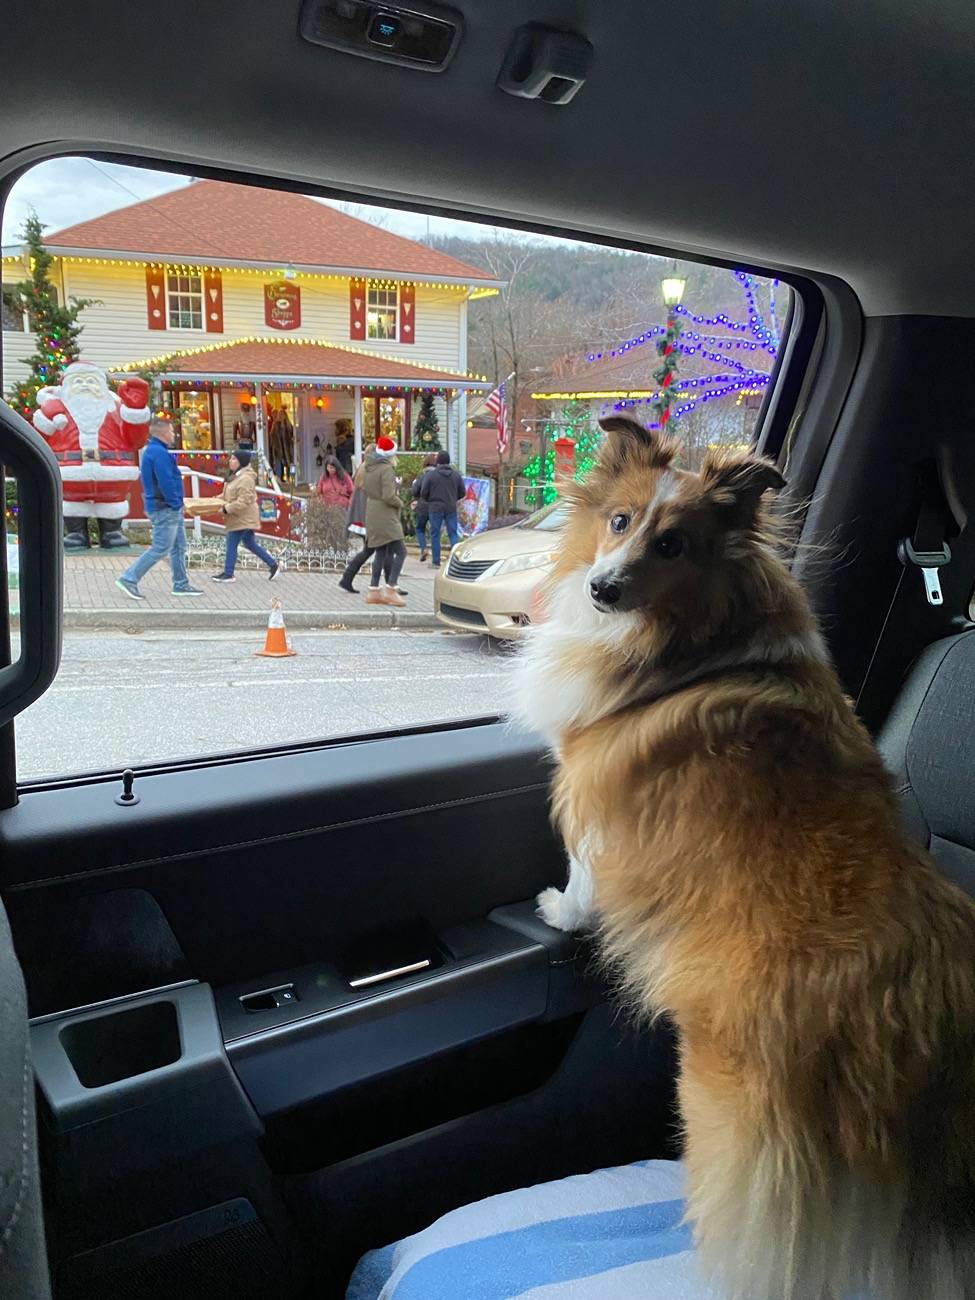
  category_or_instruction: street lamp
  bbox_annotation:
[652,266,686,431]
[661,274,687,308]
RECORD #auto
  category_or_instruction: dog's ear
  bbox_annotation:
[598,416,674,469]
[700,452,786,523]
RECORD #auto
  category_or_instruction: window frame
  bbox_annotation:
[166,270,205,331]
[1,285,28,333]
[366,283,398,341]
[0,149,842,799]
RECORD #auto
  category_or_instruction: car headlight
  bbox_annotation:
[491,552,555,577]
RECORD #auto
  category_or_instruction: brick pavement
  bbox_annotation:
[57,543,439,630]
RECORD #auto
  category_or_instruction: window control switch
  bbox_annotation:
[240,984,299,1013]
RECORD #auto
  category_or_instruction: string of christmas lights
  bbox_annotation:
[524,270,783,498]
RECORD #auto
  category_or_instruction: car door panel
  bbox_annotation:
[0,721,679,1297]
[2,724,561,1011]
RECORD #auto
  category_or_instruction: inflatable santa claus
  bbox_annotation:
[31,361,150,549]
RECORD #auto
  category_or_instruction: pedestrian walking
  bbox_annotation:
[116,416,202,600]
[210,450,279,582]
[363,435,407,607]
[411,452,437,562]
[420,450,465,569]
[335,430,354,475]
[338,446,374,594]
[313,455,355,555]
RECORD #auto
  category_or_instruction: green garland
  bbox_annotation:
[650,310,683,430]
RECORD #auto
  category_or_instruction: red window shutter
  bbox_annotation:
[350,278,366,340]
[204,271,224,333]
[399,283,415,344]
[146,266,166,330]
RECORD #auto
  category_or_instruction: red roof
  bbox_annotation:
[135,338,490,386]
[45,180,496,284]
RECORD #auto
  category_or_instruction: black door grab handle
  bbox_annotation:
[0,399,63,730]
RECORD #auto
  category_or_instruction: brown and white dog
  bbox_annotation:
[512,415,975,1300]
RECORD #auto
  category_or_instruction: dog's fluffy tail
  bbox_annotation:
[686,1133,975,1300]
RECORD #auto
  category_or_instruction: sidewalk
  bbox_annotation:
[57,548,440,631]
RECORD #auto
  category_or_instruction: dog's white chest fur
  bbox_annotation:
[510,569,638,744]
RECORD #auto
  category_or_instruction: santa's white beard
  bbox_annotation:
[63,391,117,447]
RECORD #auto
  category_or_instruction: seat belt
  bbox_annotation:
[895,459,952,606]
[856,459,956,728]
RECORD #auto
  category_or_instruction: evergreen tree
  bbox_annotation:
[413,391,442,451]
[5,212,96,418]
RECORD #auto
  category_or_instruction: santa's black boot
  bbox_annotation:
[63,516,91,550]
[97,518,128,549]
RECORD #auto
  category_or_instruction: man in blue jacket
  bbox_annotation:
[116,416,203,599]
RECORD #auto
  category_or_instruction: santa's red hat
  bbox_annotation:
[375,435,398,457]
[62,359,105,381]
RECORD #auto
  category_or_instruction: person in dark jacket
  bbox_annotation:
[411,453,437,561]
[116,417,202,599]
[420,450,465,568]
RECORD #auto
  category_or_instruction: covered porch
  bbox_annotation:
[117,338,492,483]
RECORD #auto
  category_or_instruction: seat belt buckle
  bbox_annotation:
[897,538,952,607]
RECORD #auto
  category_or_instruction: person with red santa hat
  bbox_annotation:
[31,360,151,549]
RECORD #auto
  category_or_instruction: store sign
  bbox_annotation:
[265,281,301,331]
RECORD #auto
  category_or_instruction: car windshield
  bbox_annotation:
[517,504,567,532]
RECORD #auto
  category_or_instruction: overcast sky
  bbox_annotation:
[2,157,517,248]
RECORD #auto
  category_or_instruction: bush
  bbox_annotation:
[394,453,427,521]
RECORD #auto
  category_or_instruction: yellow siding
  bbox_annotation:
[41,263,467,374]
[1,329,35,395]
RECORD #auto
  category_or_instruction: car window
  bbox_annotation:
[2,156,792,781]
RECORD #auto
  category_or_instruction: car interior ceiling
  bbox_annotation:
[2,1,975,1297]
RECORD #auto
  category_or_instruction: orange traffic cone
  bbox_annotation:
[256,599,296,658]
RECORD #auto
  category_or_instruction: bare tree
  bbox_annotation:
[329,201,391,229]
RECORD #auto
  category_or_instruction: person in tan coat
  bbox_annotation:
[211,450,279,582]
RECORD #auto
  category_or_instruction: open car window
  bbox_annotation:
[2,157,793,782]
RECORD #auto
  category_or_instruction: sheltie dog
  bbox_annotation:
[512,415,975,1300]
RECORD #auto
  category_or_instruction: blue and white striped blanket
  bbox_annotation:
[346,1159,716,1299]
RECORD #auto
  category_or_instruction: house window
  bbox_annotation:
[167,272,204,330]
[1,286,27,332]
[367,285,398,340]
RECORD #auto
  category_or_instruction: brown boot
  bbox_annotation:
[384,586,406,607]
[366,586,387,605]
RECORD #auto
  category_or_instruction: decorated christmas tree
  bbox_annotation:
[413,391,442,451]
[5,213,95,419]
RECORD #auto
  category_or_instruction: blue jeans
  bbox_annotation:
[223,529,276,576]
[415,513,429,552]
[121,507,191,591]
[428,510,459,566]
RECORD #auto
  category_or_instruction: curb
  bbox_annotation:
[16,609,441,632]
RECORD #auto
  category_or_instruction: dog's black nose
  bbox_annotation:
[590,577,622,606]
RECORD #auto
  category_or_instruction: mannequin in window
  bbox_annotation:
[233,401,256,450]
[269,407,295,482]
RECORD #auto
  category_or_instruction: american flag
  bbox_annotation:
[486,382,509,456]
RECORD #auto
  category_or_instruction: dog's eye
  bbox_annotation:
[609,514,630,534]
[653,530,684,559]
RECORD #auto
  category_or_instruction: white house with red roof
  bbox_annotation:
[2,180,500,477]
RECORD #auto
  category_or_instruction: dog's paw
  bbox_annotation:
[537,886,589,933]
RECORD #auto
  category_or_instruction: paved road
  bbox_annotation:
[15,628,519,782]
